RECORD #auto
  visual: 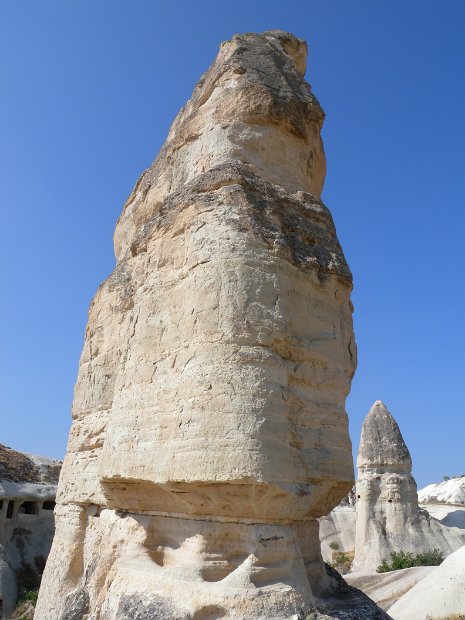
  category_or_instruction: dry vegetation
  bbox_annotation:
[330,549,355,574]
[0,444,40,483]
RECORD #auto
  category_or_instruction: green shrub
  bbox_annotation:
[377,549,444,573]
[18,588,39,605]
[329,541,340,550]
[15,563,41,592]
[415,549,444,566]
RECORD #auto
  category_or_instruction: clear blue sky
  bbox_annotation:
[1,1,464,489]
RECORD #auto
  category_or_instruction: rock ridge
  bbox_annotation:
[0,444,41,484]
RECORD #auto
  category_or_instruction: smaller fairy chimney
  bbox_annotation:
[353,400,465,572]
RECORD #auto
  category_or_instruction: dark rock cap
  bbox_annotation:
[357,400,412,471]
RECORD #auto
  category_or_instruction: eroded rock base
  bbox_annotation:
[36,506,388,619]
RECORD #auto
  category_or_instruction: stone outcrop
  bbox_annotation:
[388,544,465,620]
[353,401,465,573]
[35,30,391,619]
[0,444,60,616]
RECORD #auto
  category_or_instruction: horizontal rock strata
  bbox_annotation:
[34,30,378,619]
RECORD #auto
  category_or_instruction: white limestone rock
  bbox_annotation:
[353,401,465,573]
[36,30,391,619]
[418,477,465,532]
[345,565,434,612]
[319,490,356,563]
[420,502,465,529]
[419,476,465,505]
[388,544,465,620]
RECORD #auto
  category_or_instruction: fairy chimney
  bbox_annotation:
[354,400,465,572]
[34,31,390,620]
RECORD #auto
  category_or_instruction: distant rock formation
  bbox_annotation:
[36,30,390,620]
[418,476,465,529]
[353,400,465,572]
[419,476,465,505]
[0,444,60,616]
[388,544,465,620]
[319,488,356,563]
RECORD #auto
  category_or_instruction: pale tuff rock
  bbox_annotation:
[319,490,356,563]
[419,477,465,505]
[345,566,435,612]
[419,502,465,529]
[36,30,389,619]
[388,544,465,620]
[418,478,465,529]
[353,401,465,573]
[356,401,411,472]
[0,444,60,616]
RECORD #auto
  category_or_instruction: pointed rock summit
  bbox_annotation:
[35,31,389,619]
[357,400,412,471]
[354,400,465,573]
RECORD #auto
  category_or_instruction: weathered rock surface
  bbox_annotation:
[388,544,465,620]
[34,30,391,619]
[418,477,465,531]
[353,401,465,573]
[420,502,465,529]
[345,566,434,612]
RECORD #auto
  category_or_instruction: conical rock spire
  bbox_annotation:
[354,400,465,573]
[357,400,412,471]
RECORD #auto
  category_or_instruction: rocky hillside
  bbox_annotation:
[418,477,465,505]
[0,444,61,486]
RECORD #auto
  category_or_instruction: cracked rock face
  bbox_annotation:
[35,31,368,619]
[354,400,465,573]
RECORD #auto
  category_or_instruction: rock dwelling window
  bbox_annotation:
[18,501,38,515]
[0,500,3,510]
[42,501,56,511]
[6,501,14,519]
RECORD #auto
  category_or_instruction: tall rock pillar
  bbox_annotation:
[353,400,465,573]
[36,31,363,619]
